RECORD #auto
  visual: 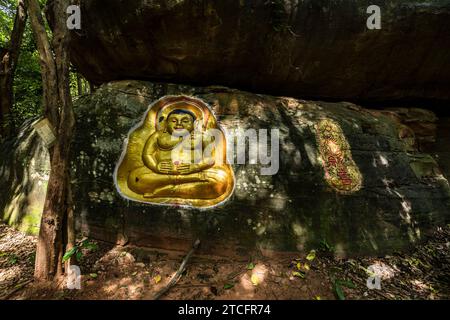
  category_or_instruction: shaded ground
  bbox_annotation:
[0,223,449,300]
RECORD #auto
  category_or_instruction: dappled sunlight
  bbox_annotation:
[378,154,389,167]
[361,229,379,251]
[394,191,421,242]
[400,201,412,222]
[0,264,22,284]
[333,243,346,258]
[291,222,307,251]
[269,194,287,211]
[372,152,390,168]
[252,264,268,284]
[381,179,421,243]
[304,142,319,167]
[410,279,431,293]
[367,260,397,280]
[0,120,49,235]
[239,273,255,291]
[239,264,268,294]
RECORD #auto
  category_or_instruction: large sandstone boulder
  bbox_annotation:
[52,0,450,102]
[2,80,450,257]
[0,119,49,235]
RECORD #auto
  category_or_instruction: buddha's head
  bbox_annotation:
[165,109,196,136]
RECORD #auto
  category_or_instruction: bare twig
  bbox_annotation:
[153,239,201,300]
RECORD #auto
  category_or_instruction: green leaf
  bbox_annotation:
[246,263,255,270]
[306,250,316,261]
[81,241,98,251]
[223,283,235,290]
[76,251,83,262]
[337,280,356,289]
[8,254,18,265]
[62,247,77,262]
[319,239,334,252]
[28,252,36,263]
[335,283,345,300]
[89,273,98,279]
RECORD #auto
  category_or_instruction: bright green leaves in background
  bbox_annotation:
[1,0,89,131]
[1,0,43,127]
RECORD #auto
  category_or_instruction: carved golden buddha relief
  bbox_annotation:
[115,96,235,208]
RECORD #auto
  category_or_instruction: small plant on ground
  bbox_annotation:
[62,238,98,262]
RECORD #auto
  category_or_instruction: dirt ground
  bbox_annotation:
[1,223,449,300]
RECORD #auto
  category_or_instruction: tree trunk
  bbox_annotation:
[0,0,28,137]
[27,0,75,282]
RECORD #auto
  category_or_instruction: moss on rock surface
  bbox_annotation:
[0,119,50,236]
[2,80,450,257]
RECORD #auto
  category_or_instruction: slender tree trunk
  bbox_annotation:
[0,0,28,137]
[27,0,75,282]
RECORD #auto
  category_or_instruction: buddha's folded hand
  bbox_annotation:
[156,161,175,174]
[176,163,201,175]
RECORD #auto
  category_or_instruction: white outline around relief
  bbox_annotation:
[113,95,236,210]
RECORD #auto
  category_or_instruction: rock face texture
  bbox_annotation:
[2,80,450,257]
[0,119,49,235]
[55,0,450,102]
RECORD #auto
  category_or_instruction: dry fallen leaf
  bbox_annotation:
[251,274,259,286]
[292,271,305,278]
[154,275,162,284]
[306,250,316,261]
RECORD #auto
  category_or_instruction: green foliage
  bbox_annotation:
[8,253,18,265]
[0,0,16,46]
[332,278,356,300]
[12,25,43,127]
[1,0,86,130]
[28,251,36,264]
[319,238,335,253]
[223,283,235,290]
[62,239,98,263]
[0,251,19,266]
[1,0,42,127]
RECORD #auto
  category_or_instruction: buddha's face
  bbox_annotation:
[166,113,194,136]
